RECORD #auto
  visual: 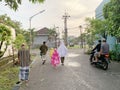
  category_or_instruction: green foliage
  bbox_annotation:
[47,28,57,41]
[29,0,44,3]
[23,30,30,44]
[0,24,11,41]
[0,24,11,57]
[0,14,30,45]
[85,18,110,39]
[0,14,23,35]
[0,14,30,52]
[85,18,105,48]
[103,0,120,37]
[68,45,80,49]
[48,28,56,35]
[109,44,120,61]
[1,0,44,11]
[0,67,19,90]
[14,34,26,49]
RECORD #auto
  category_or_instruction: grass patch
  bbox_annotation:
[68,45,80,49]
[0,66,19,90]
[0,51,36,90]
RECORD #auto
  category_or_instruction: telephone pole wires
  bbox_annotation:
[62,12,70,46]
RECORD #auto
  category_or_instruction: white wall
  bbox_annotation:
[3,27,16,57]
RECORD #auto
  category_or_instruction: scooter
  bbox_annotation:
[89,51,109,70]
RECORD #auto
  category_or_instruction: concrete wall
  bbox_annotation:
[33,35,56,48]
[3,27,16,57]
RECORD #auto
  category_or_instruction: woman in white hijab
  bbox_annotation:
[57,40,67,65]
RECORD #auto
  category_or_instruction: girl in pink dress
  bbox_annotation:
[51,49,60,67]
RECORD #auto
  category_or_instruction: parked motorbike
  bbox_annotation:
[89,51,110,70]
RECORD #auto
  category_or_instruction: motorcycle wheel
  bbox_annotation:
[102,61,108,70]
[90,56,95,64]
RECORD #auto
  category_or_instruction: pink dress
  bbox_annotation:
[51,49,60,67]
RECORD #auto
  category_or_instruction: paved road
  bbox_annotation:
[19,49,120,90]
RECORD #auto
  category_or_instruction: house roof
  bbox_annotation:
[36,27,49,35]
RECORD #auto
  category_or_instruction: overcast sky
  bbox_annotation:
[0,0,103,37]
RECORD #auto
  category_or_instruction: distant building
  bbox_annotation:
[33,27,56,48]
[95,0,119,50]
[95,0,110,20]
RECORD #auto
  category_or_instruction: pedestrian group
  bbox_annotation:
[17,40,68,86]
[16,39,109,87]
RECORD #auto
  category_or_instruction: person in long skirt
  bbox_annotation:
[57,40,67,65]
[51,49,60,67]
[17,43,30,86]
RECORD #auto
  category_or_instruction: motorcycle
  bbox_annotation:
[89,51,110,70]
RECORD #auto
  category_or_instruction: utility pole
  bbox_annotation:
[62,12,70,46]
[79,25,83,48]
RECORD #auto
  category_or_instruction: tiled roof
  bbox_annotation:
[36,27,49,35]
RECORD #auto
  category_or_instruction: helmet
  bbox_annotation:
[98,40,101,43]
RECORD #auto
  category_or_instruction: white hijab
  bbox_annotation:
[57,41,67,57]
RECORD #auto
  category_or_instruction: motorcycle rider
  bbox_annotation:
[92,40,101,62]
[100,39,109,57]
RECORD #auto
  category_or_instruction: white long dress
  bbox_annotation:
[57,41,67,57]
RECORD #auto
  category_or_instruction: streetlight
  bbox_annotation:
[29,10,45,48]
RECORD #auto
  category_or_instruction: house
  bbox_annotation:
[95,0,119,50]
[33,27,56,48]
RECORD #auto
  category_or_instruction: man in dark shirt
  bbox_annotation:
[100,39,109,55]
[92,40,101,62]
[39,41,48,64]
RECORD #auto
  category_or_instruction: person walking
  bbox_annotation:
[51,48,60,67]
[17,43,30,86]
[57,40,67,65]
[39,41,48,65]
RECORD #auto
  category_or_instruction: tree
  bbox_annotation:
[0,14,23,35]
[84,18,104,49]
[103,0,120,37]
[48,28,57,41]
[0,14,30,45]
[0,24,11,57]
[85,17,110,39]
[1,0,44,11]
[13,34,26,49]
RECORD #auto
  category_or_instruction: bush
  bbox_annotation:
[0,67,19,90]
[84,49,92,54]
[109,50,120,61]
[109,44,120,61]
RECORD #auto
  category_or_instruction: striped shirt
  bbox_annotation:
[18,49,30,67]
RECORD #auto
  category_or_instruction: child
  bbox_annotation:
[51,49,60,67]
[49,48,54,58]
